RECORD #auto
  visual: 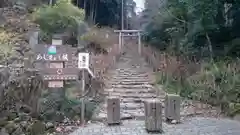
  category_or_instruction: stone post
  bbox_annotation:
[138,32,141,55]
[119,32,122,53]
[29,30,39,51]
[164,94,181,123]
[107,96,121,125]
[144,99,162,133]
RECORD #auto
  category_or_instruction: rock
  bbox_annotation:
[73,115,80,121]
[19,105,31,114]
[43,110,65,122]
[19,121,28,129]
[233,114,240,122]
[5,121,18,134]
[0,117,8,127]
[171,120,177,124]
[0,128,9,135]
[45,122,54,129]
[14,118,21,123]
[19,113,31,121]
[7,112,18,121]
[29,121,45,135]
[12,127,23,135]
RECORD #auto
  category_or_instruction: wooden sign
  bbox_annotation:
[34,44,78,68]
[33,44,76,54]
[42,68,79,80]
[35,46,75,61]
[48,81,64,87]
[33,37,79,88]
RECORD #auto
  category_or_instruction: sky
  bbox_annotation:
[133,0,145,13]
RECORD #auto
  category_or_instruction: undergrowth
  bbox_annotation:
[156,54,240,116]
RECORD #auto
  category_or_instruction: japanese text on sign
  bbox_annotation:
[78,53,89,69]
[36,54,68,61]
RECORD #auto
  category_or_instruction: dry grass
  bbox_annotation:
[143,45,240,116]
[81,26,118,50]
[0,29,17,61]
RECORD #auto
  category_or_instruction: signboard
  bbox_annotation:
[42,68,79,80]
[48,81,64,87]
[36,53,69,61]
[48,45,57,55]
[52,39,62,45]
[78,53,89,69]
[33,43,79,87]
[34,45,76,61]
[49,62,64,68]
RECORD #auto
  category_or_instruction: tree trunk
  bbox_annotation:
[205,32,213,59]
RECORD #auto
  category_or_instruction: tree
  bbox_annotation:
[143,0,240,59]
[72,0,136,28]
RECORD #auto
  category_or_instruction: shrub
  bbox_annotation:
[157,54,240,116]
[81,26,118,50]
[0,30,16,62]
[32,0,85,35]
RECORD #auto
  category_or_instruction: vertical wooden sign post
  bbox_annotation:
[35,34,79,87]
[33,33,95,125]
[78,53,90,125]
[49,35,64,87]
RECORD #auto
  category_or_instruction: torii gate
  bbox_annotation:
[114,30,142,55]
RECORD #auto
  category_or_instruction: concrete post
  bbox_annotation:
[107,96,121,125]
[119,32,122,53]
[164,94,181,123]
[144,99,162,133]
[138,32,141,55]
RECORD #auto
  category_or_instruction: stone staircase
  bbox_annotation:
[93,45,166,121]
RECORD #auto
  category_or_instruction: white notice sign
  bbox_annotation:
[78,53,89,69]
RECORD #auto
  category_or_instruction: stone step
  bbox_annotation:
[111,76,149,79]
[121,97,164,103]
[106,79,152,83]
[108,93,157,98]
[107,84,154,89]
[108,70,149,74]
[121,109,145,118]
[105,82,150,86]
[94,108,145,120]
[103,102,144,110]
[104,88,156,94]
[110,74,149,77]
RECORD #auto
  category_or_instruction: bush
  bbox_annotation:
[32,0,85,34]
[157,54,240,116]
[81,26,118,50]
[0,30,16,62]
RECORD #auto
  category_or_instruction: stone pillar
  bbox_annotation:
[144,99,162,132]
[107,97,121,125]
[121,33,124,50]
[138,32,141,55]
[29,30,39,51]
[119,32,122,53]
[164,94,181,123]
